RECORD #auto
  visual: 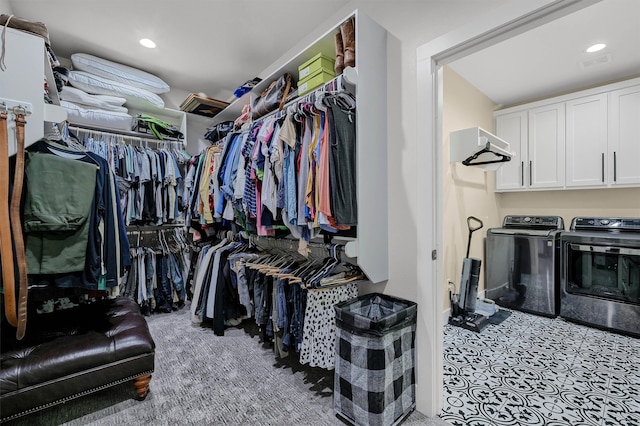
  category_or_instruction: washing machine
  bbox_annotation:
[485,215,564,317]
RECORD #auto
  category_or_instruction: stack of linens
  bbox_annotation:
[60,53,170,131]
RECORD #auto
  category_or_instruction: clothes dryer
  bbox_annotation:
[560,217,640,336]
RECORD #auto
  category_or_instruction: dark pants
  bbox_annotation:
[154,254,172,313]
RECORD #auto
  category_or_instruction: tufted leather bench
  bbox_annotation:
[0,297,155,422]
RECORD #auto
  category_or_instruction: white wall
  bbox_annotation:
[499,188,640,223]
[0,0,12,13]
[442,66,499,309]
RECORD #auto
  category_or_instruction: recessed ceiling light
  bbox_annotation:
[139,38,156,49]
[586,43,606,53]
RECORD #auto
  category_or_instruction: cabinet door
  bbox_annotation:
[528,103,565,189]
[495,111,527,191]
[609,85,640,186]
[565,94,608,187]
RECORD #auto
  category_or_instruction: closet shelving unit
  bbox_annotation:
[209,10,389,283]
[2,27,67,156]
[2,27,188,151]
[66,103,188,147]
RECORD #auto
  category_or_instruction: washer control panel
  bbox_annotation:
[503,215,564,230]
[571,217,640,232]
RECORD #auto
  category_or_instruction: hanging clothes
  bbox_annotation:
[196,240,361,368]
[185,89,358,247]
[25,139,131,292]
[123,229,190,315]
[81,134,189,227]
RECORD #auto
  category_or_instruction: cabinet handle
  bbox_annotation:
[613,151,617,182]
[521,161,524,186]
[529,160,532,186]
[601,153,605,183]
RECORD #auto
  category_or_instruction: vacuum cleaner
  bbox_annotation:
[449,216,490,333]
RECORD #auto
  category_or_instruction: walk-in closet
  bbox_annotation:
[2,1,639,426]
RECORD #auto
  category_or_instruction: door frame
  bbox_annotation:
[414,0,600,416]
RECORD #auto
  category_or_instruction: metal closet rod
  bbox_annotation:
[249,234,346,253]
[68,123,184,145]
[126,224,185,233]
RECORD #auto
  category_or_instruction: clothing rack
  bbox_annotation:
[68,123,185,147]
[248,235,355,263]
[127,224,185,232]
[127,225,189,250]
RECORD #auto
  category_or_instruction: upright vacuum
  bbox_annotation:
[449,216,490,332]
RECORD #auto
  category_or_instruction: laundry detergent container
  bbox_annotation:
[333,293,417,426]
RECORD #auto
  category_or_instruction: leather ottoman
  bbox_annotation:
[0,297,155,422]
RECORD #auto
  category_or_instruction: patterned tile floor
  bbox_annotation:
[441,310,640,426]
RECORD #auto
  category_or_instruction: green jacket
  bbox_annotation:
[24,151,97,274]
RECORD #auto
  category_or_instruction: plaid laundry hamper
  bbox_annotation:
[333,293,417,426]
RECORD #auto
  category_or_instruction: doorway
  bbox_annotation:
[414,0,609,417]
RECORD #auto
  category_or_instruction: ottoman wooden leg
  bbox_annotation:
[134,374,152,400]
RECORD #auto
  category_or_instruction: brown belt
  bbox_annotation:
[0,107,17,327]
[12,109,28,339]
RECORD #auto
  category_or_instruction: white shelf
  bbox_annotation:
[44,103,67,123]
[450,127,513,172]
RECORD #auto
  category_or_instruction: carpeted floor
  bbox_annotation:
[5,302,447,426]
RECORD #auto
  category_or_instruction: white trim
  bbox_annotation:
[495,76,640,115]
[415,0,601,417]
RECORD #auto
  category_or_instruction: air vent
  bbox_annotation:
[580,54,612,69]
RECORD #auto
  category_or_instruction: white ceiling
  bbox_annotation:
[4,0,510,109]
[5,0,638,110]
[449,0,640,107]
[7,0,354,104]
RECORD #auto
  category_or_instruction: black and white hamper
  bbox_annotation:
[333,293,417,426]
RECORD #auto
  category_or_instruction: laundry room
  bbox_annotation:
[437,0,640,423]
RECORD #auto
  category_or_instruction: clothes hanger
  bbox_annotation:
[40,138,102,170]
[283,258,319,283]
[306,244,342,287]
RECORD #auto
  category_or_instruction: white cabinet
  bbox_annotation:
[565,94,607,187]
[495,77,640,192]
[528,102,565,189]
[495,105,565,190]
[608,85,640,186]
[495,112,527,190]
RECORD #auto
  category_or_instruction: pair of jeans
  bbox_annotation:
[276,275,291,348]
[253,272,268,325]
[289,283,306,353]
[144,249,155,304]
[168,251,185,302]
[154,254,172,313]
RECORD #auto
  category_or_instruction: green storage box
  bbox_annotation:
[298,53,335,80]
[298,67,336,96]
